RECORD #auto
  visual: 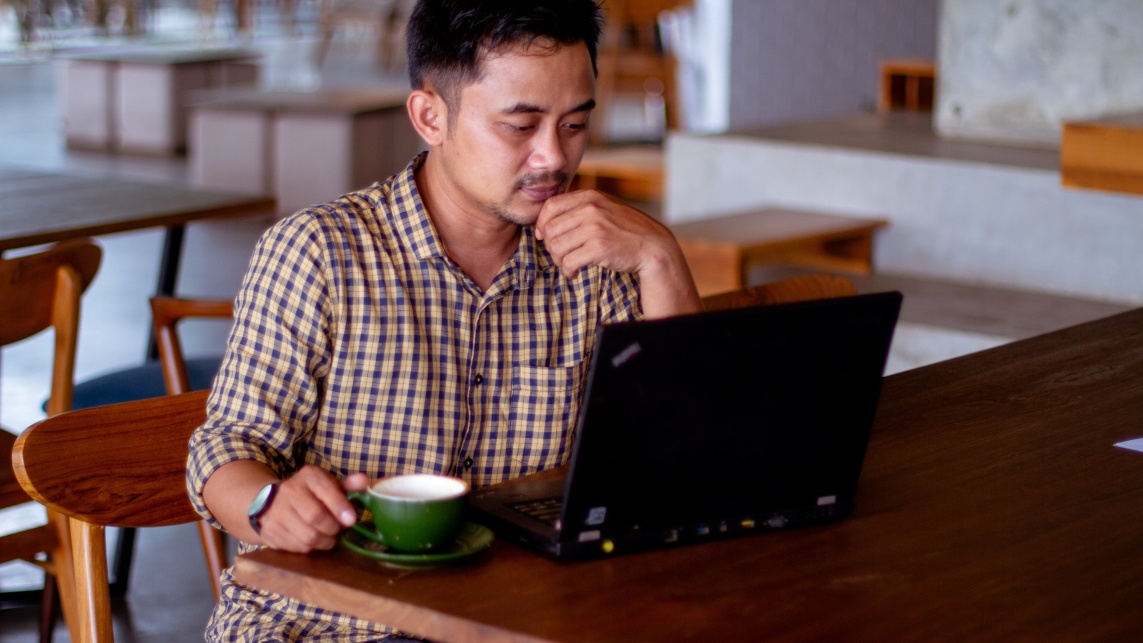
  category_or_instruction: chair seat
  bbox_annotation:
[69,356,223,410]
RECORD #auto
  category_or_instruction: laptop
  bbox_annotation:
[468,291,903,560]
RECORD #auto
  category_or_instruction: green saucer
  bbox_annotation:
[341,521,494,568]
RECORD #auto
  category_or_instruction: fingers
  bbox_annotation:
[258,466,361,553]
[536,189,662,278]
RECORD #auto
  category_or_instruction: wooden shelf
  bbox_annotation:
[879,59,935,113]
[1061,111,1143,197]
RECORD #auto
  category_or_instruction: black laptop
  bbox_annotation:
[468,291,903,560]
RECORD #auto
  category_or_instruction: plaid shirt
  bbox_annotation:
[187,153,641,641]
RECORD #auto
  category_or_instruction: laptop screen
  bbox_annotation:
[560,292,901,536]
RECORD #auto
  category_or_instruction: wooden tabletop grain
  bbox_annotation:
[0,167,275,252]
[236,307,1143,642]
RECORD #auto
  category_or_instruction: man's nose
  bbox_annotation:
[529,126,568,172]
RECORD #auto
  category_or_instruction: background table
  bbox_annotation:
[188,86,420,216]
[670,208,889,297]
[0,166,274,295]
[236,306,1143,642]
[59,46,259,155]
[1,165,275,596]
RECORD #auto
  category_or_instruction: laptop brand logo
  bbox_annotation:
[610,342,642,368]
[586,506,607,525]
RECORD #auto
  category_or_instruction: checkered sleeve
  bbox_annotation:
[187,212,336,526]
[600,269,643,325]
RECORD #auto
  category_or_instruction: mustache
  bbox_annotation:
[514,172,570,191]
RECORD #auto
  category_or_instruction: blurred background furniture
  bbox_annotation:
[13,389,211,643]
[592,0,690,146]
[670,209,889,297]
[314,0,412,70]
[58,45,259,155]
[189,86,420,216]
[1,238,102,643]
[572,145,663,205]
[879,59,936,112]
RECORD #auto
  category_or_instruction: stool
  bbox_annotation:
[670,209,889,297]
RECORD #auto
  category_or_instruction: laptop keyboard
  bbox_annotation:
[511,497,563,526]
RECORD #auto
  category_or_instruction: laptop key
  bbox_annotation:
[511,497,563,526]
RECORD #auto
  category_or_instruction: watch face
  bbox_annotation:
[249,482,276,518]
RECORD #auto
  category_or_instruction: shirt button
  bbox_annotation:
[473,374,484,385]
[464,457,474,470]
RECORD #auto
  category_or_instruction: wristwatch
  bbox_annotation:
[247,481,280,535]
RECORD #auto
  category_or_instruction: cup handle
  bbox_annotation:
[345,491,384,542]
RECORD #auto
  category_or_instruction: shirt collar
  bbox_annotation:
[388,152,556,291]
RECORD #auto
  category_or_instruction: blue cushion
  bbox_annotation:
[67,356,223,410]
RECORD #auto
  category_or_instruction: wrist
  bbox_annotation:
[247,481,280,535]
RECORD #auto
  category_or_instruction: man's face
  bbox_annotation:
[436,40,595,226]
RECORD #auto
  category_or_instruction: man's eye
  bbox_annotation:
[505,123,535,133]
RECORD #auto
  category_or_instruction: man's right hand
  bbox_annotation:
[202,460,368,552]
[256,466,369,553]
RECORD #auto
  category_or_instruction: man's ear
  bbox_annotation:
[407,89,447,147]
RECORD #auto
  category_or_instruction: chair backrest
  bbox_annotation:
[700,273,858,312]
[12,389,210,643]
[0,238,102,417]
[150,296,234,395]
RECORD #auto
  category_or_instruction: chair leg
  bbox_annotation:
[39,571,59,643]
[70,517,115,643]
[197,520,227,600]
[47,511,82,643]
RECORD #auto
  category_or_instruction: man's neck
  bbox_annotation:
[415,157,521,292]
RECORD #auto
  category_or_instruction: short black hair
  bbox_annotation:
[407,0,604,108]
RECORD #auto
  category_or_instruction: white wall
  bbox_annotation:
[936,0,1143,147]
[665,131,1143,305]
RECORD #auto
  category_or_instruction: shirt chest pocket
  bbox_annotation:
[502,363,585,474]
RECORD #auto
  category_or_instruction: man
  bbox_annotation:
[187,0,702,640]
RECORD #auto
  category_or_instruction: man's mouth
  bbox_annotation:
[516,172,569,201]
[519,184,564,200]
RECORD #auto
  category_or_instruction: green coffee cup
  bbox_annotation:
[349,474,470,553]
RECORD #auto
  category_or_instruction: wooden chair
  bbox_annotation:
[148,296,233,600]
[314,0,411,70]
[12,390,210,643]
[701,273,857,311]
[1,238,102,643]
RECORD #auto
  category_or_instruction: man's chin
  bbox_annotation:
[491,204,541,227]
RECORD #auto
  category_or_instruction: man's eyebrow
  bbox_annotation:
[502,99,597,115]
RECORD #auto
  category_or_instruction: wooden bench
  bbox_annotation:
[1061,110,1143,197]
[670,209,889,297]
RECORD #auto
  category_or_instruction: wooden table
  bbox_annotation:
[188,87,419,216]
[1,165,274,595]
[572,145,665,202]
[234,307,1143,641]
[59,45,259,155]
[0,166,274,295]
[670,208,889,297]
